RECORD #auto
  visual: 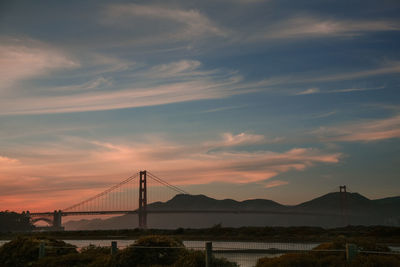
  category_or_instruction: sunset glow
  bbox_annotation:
[1,0,399,212]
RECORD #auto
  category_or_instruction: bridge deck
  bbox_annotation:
[30,209,336,217]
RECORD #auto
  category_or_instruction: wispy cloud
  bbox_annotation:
[0,38,79,91]
[314,115,400,142]
[295,86,385,95]
[257,16,400,40]
[0,57,245,115]
[295,88,320,95]
[200,105,247,113]
[105,4,227,41]
[220,132,266,147]
[257,61,400,92]
[264,180,288,189]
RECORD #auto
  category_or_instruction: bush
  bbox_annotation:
[351,254,400,267]
[256,239,400,267]
[256,253,345,267]
[174,249,239,267]
[114,235,185,267]
[0,236,76,267]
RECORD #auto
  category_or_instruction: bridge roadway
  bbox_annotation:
[30,209,335,217]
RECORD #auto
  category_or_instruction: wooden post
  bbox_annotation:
[111,241,118,256]
[346,243,358,262]
[205,241,212,267]
[38,242,46,259]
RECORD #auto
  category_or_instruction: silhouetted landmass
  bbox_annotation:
[64,192,400,230]
[0,211,34,232]
[1,225,400,243]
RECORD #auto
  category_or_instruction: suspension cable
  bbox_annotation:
[147,171,189,195]
[63,172,139,211]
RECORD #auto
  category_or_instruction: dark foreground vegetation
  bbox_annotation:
[2,224,399,244]
[1,235,399,267]
[0,211,33,232]
[0,235,238,267]
[256,237,400,267]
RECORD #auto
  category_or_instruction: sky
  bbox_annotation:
[0,0,399,212]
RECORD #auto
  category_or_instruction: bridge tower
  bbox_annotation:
[339,185,348,226]
[138,170,147,229]
[53,210,62,229]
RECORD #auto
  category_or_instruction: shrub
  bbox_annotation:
[0,236,76,267]
[174,249,239,267]
[114,235,185,267]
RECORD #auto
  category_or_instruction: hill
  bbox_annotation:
[64,192,400,230]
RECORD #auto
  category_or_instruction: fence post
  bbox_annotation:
[205,241,212,267]
[38,242,46,259]
[346,243,358,262]
[111,241,118,256]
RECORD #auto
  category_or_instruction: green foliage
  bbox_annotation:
[32,253,110,267]
[256,253,400,267]
[351,254,400,267]
[33,244,112,267]
[0,236,76,267]
[114,235,184,267]
[256,253,337,267]
[257,240,400,267]
[314,237,391,252]
[0,211,34,232]
[174,249,239,267]
[80,244,111,255]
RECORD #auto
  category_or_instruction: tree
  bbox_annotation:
[0,211,34,232]
[114,235,184,267]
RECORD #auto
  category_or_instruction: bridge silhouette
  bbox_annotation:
[26,170,348,230]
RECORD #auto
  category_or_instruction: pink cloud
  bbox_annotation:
[0,39,78,90]
[0,134,341,212]
[264,180,289,189]
[314,114,400,142]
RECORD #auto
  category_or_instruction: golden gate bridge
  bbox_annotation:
[25,170,348,230]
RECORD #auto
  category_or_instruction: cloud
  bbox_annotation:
[0,57,247,115]
[200,105,247,113]
[0,155,19,166]
[296,88,320,95]
[0,38,79,91]
[0,133,341,211]
[264,180,288,188]
[257,61,400,92]
[295,86,385,95]
[105,4,226,40]
[314,115,400,142]
[220,132,266,147]
[258,16,400,40]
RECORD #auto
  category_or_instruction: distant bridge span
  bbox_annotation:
[30,209,334,217]
[27,171,341,230]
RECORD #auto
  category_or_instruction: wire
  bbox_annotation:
[147,171,189,195]
[63,172,139,211]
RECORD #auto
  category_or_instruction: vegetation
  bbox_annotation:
[256,238,400,267]
[0,211,34,232]
[0,235,238,267]
[0,236,76,266]
[174,249,239,267]
[2,225,399,244]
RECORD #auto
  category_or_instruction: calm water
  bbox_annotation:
[1,239,398,267]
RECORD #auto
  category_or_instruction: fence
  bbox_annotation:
[34,240,400,267]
